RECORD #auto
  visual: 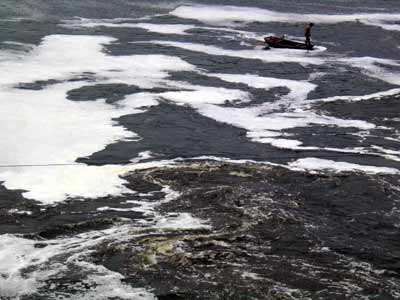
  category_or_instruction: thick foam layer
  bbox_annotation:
[0,34,193,203]
[170,5,400,30]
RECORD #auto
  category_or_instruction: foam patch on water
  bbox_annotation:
[288,157,399,174]
[97,183,181,217]
[194,103,375,147]
[63,19,197,35]
[130,150,154,163]
[361,20,400,32]
[170,5,400,29]
[339,57,400,86]
[208,73,317,101]
[0,83,161,204]
[0,34,194,203]
[148,40,326,65]
[160,85,250,105]
[154,71,375,152]
[155,212,211,230]
[0,34,195,87]
[8,209,32,215]
[309,88,400,104]
[0,161,176,204]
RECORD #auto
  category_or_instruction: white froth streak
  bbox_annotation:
[170,5,400,30]
[288,158,399,174]
[154,212,211,230]
[62,20,197,35]
[306,88,400,104]
[178,155,399,175]
[361,20,400,32]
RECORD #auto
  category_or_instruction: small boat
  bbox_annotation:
[263,36,314,50]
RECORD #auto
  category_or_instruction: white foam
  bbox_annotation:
[160,85,250,104]
[155,212,211,230]
[171,5,400,30]
[0,35,195,87]
[0,235,51,297]
[0,34,195,204]
[0,161,176,205]
[370,146,400,162]
[0,227,156,299]
[97,180,181,218]
[62,17,266,39]
[288,157,399,174]
[148,40,325,65]
[362,20,400,32]
[130,150,154,163]
[68,273,156,300]
[194,103,375,148]
[97,191,208,232]
[241,271,263,280]
[7,209,32,215]
[0,85,159,204]
[208,73,317,101]
[0,83,135,166]
[339,57,400,85]
[63,19,197,35]
[308,88,400,104]
[1,28,398,205]
[199,26,267,41]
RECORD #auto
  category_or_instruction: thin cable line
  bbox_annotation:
[0,152,395,168]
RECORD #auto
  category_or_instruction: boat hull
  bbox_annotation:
[264,36,314,50]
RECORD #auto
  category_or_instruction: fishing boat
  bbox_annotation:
[263,36,314,50]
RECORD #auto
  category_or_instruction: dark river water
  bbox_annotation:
[1,1,400,299]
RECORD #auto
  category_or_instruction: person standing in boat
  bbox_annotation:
[305,23,314,49]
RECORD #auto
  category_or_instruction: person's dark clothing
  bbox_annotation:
[304,24,313,49]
